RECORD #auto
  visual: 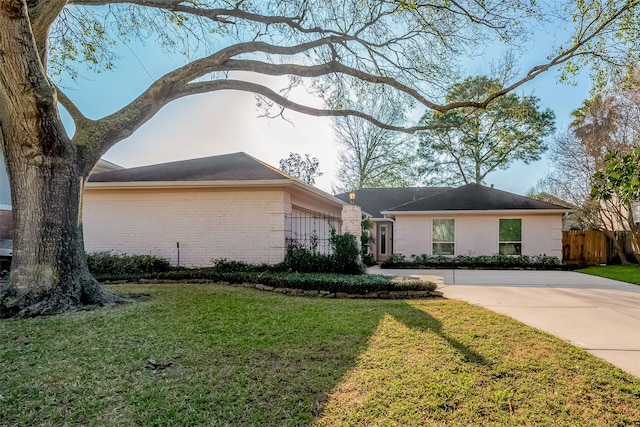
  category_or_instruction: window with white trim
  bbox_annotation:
[499,218,522,255]
[432,218,455,255]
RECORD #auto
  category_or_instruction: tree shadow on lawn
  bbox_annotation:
[312,300,493,425]
[0,286,488,426]
[384,300,488,365]
[204,295,488,425]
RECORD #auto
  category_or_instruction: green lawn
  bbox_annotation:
[578,264,640,285]
[1,284,639,426]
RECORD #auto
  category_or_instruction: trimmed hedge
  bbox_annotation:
[87,251,172,276]
[86,254,435,295]
[381,253,562,270]
[98,269,435,294]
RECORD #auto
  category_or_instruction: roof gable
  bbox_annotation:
[88,152,289,183]
[385,183,569,212]
[335,187,452,218]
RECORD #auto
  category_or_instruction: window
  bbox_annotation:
[499,218,522,255]
[433,219,455,255]
[380,224,387,255]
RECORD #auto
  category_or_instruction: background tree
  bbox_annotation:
[539,88,640,263]
[279,153,323,185]
[1,0,639,317]
[591,148,640,263]
[333,91,419,192]
[418,76,555,185]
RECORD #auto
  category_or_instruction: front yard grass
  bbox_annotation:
[1,283,639,426]
[578,264,640,285]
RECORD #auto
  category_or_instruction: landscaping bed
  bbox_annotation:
[88,252,437,297]
[103,271,437,298]
[381,253,565,270]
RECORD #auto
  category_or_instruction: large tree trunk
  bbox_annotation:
[0,142,123,318]
[0,1,122,317]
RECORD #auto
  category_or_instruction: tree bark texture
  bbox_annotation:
[1,147,122,317]
[601,229,630,265]
[0,1,121,317]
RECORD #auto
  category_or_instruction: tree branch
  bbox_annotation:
[219,58,442,111]
[0,0,68,153]
[65,0,640,165]
[68,0,331,35]
[55,85,89,127]
[470,0,640,109]
[28,0,67,62]
[177,80,433,133]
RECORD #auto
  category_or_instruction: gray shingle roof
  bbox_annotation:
[335,184,569,218]
[88,152,289,182]
[334,187,452,218]
[385,183,569,212]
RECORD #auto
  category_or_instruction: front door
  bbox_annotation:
[376,222,393,262]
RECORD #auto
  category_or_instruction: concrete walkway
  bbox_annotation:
[369,266,640,378]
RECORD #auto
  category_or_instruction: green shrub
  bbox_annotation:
[89,251,435,294]
[381,253,561,270]
[211,258,273,273]
[87,251,172,276]
[238,272,434,293]
[280,230,365,275]
[381,254,407,267]
[97,268,435,294]
[280,244,334,273]
[330,231,365,274]
[361,253,376,267]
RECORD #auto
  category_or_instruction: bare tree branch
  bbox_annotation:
[55,85,88,127]
[79,78,427,161]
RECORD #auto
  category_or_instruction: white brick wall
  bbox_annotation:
[393,213,564,260]
[82,187,289,267]
[341,205,362,249]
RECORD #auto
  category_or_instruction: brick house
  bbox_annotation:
[83,152,360,267]
[336,184,572,262]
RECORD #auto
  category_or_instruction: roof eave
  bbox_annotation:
[381,209,575,215]
[85,179,351,209]
[85,179,294,189]
[289,180,349,208]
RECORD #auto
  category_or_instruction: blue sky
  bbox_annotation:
[57,20,593,195]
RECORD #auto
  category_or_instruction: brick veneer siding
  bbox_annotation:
[0,209,12,239]
[341,205,362,249]
[393,213,563,260]
[82,187,290,267]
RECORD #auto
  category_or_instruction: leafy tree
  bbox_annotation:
[591,149,640,263]
[279,153,323,185]
[0,0,638,316]
[593,149,640,204]
[418,76,555,185]
[540,88,640,263]
[333,91,419,192]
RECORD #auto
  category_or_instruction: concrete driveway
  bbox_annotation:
[370,266,640,378]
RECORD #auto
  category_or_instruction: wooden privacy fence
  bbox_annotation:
[562,230,637,265]
[562,230,607,265]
